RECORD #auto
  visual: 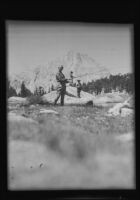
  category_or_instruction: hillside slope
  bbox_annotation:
[9,51,110,94]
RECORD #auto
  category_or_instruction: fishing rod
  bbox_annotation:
[72,72,100,79]
[48,66,109,82]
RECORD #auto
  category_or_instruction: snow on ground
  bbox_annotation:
[42,86,94,105]
[66,86,94,99]
[108,96,134,117]
[42,86,128,107]
[8,96,28,106]
[93,93,124,107]
[39,109,59,115]
[8,86,132,108]
[8,96,27,103]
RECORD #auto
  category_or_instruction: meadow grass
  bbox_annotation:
[8,104,135,189]
[8,105,134,162]
[26,95,50,105]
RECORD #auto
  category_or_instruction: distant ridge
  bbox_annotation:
[9,51,110,94]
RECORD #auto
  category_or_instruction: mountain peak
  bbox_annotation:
[9,51,110,94]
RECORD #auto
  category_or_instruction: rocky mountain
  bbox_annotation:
[9,51,110,94]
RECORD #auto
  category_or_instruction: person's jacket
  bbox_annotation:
[56,71,68,89]
[76,83,82,90]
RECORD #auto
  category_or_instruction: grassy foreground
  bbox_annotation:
[8,104,135,189]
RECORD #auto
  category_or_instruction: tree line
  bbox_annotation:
[7,73,134,98]
[81,73,134,95]
[7,80,47,98]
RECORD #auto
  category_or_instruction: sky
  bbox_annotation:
[7,21,134,75]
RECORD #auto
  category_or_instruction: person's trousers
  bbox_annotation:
[54,87,66,106]
[77,89,81,98]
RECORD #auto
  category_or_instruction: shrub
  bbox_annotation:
[27,95,51,105]
[20,82,32,97]
[7,86,17,98]
[27,95,44,105]
[7,79,17,98]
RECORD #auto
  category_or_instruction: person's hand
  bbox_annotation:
[66,79,70,83]
[65,78,71,81]
[62,79,69,83]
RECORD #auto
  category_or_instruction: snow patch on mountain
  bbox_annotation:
[9,51,110,94]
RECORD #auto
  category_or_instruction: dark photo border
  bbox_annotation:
[0,1,139,200]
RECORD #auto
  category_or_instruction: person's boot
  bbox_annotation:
[53,99,57,106]
[54,96,59,106]
[60,100,64,106]
[61,99,64,106]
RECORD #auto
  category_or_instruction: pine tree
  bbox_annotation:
[20,82,26,97]
[7,79,17,98]
[20,81,32,97]
[51,84,54,91]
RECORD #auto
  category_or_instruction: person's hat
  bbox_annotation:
[70,71,73,73]
[77,79,81,81]
[58,65,63,70]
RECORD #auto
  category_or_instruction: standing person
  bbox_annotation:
[36,87,40,96]
[39,86,42,96]
[69,71,75,86]
[76,80,82,98]
[54,65,69,106]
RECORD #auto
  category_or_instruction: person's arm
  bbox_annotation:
[56,73,69,83]
[77,83,82,89]
[76,84,79,88]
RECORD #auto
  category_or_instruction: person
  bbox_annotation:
[69,71,75,86]
[36,87,40,96]
[39,86,45,96]
[39,86,43,96]
[76,80,82,98]
[54,65,69,106]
